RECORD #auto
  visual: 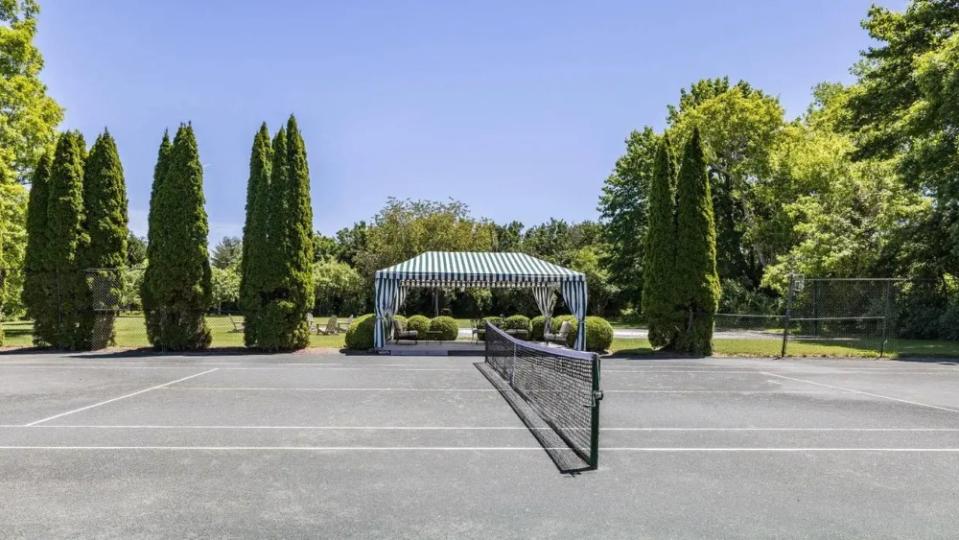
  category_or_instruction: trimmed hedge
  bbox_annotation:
[502,315,531,332]
[406,315,431,335]
[345,313,376,350]
[560,316,614,352]
[482,316,503,328]
[531,316,546,340]
[534,315,614,352]
[429,316,459,340]
[551,315,578,342]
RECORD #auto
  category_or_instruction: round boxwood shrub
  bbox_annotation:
[530,315,546,340]
[482,316,503,328]
[406,314,431,335]
[550,315,578,339]
[345,313,376,350]
[429,316,459,340]
[502,314,531,332]
[563,316,614,352]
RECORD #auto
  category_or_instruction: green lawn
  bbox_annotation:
[4,316,957,358]
[1,315,346,349]
[609,337,959,358]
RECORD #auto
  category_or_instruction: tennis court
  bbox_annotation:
[1,350,959,538]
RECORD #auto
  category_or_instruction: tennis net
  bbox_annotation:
[483,322,603,470]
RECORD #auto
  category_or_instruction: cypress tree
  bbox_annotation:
[141,132,172,343]
[44,131,88,349]
[77,130,129,349]
[255,116,315,350]
[673,128,721,355]
[22,149,55,345]
[239,123,273,347]
[143,124,212,350]
[642,134,681,349]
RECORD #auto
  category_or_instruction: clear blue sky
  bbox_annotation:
[36,0,904,244]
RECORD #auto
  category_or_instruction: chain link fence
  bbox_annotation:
[717,276,951,357]
[85,268,125,349]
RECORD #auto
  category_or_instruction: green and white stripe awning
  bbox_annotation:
[374,251,584,287]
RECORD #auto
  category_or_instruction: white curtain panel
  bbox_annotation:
[560,280,589,350]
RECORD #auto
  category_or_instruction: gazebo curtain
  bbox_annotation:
[373,279,408,348]
[560,280,588,351]
[532,285,558,333]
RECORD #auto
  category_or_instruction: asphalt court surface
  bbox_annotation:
[2,352,959,538]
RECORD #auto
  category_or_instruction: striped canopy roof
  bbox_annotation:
[375,251,584,287]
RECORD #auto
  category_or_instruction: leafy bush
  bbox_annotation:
[938,299,959,341]
[501,314,531,332]
[531,316,546,340]
[582,316,615,352]
[482,316,503,328]
[550,315,578,339]
[345,313,376,350]
[550,315,614,352]
[406,315,431,335]
[313,260,366,316]
[429,316,459,340]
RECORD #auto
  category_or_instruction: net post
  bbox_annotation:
[589,352,602,469]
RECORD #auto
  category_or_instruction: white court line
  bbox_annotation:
[0,446,958,452]
[762,371,959,414]
[166,386,497,392]
[3,425,958,432]
[23,368,219,427]
[602,389,834,394]
[603,369,959,375]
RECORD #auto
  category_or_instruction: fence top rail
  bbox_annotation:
[716,313,783,319]
[800,277,929,282]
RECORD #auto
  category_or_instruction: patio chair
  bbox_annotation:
[393,318,418,344]
[228,314,244,333]
[337,315,353,333]
[317,316,339,335]
[306,313,319,334]
[544,320,571,346]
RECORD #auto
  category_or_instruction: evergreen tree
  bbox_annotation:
[256,116,315,350]
[642,134,681,349]
[143,124,212,350]
[77,130,128,349]
[141,132,171,343]
[673,128,720,355]
[44,131,87,349]
[239,123,272,347]
[22,148,54,345]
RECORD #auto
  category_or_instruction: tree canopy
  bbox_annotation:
[0,0,63,184]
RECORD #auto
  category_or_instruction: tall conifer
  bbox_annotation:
[23,149,54,345]
[642,135,681,349]
[254,116,315,350]
[78,130,129,349]
[143,124,212,350]
[239,123,273,346]
[142,132,172,343]
[45,131,87,349]
[673,128,720,355]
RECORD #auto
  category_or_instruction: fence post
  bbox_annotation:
[781,274,795,358]
[879,280,891,357]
